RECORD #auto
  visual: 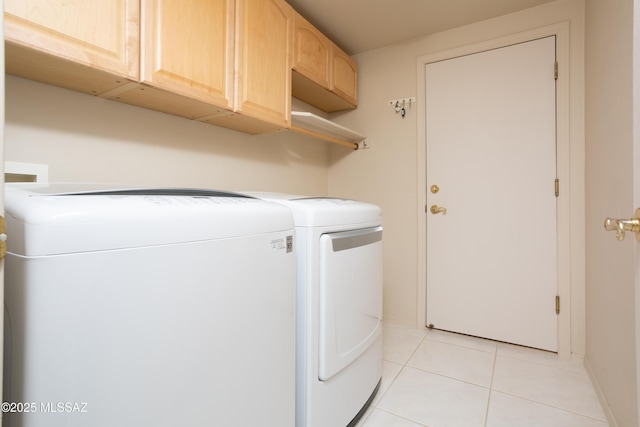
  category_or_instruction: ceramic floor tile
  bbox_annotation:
[378,366,489,427]
[375,323,607,427]
[382,322,427,364]
[486,391,609,427]
[492,355,607,421]
[353,404,376,427]
[407,338,495,387]
[360,409,426,427]
[426,329,498,353]
[372,360,403,405]
[497,342,585,373]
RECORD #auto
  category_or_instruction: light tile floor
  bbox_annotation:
[355,321,608,427]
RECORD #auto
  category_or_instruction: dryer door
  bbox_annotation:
[318,226,383,381]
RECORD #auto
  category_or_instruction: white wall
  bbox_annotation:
[328,0,586,356]
[5,75,331,194]
[584,0,638,425]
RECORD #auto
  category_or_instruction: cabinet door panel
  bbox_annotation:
[331,46,358,107]
[235,0,292,128]
[142,0,234,109]
[4,0,140,95]
[293,13,330,89]
[5,0,139,83]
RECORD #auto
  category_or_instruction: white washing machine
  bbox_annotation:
[3,184,296,427]
[248,193,383,427]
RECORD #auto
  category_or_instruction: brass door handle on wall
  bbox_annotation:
[604,208,640,241]
[430,205,447,215]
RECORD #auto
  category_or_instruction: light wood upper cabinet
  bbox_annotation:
[140,0,234,110]
[105,0,235,120]
[4,0,356,139]
[292,13,330,89]
[230,0,293,130]
[291,11,357,112]
[4,0,139,95]
[108,0,293,132]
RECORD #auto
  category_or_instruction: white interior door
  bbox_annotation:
[425,36,558,351]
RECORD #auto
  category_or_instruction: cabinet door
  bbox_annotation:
[331,46,358,107]
[141,0,234,110]
[235,0,292,129]
[290,11,358,112]
[5,0,139,94]
[292,12,330,89]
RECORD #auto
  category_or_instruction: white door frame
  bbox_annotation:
[416,22,572,358]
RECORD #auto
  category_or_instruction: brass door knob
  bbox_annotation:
[430,205,447,215]
[604,208,640,241]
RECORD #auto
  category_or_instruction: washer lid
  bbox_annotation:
[246,192,382,227]
[6,184,294,256]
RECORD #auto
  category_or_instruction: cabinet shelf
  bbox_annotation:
[290,111,364,150]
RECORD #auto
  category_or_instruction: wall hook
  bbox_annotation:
[388,97,416,118]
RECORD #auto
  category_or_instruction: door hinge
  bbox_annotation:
[555,179,559,197]
[554,61,558,80]
[555,295,560,315]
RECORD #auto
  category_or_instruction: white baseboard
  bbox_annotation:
[584,355,619,427]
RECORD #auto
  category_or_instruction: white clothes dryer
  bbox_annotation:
[248,193,383,427]
[3,184,296,427]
